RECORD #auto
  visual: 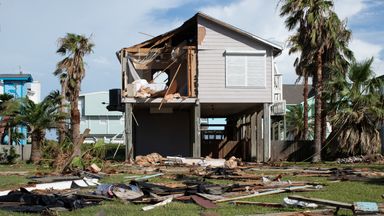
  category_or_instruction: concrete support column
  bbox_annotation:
[124,103,133,162]
[263,103,271,162]
[192,101,201,157]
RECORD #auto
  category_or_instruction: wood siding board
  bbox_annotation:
[197,17,273,103]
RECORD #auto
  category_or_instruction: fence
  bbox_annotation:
[270,140,313,162]
[0,145,31,161]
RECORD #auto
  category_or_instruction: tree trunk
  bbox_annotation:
[30,130,42,163]
[321,99,327,145]
[71,100,81,157]
[313,51,323,162]
[303,74,309,140]
[58,83,66,144]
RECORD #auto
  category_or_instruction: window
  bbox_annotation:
[225,50,266,87]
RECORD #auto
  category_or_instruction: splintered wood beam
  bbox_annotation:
[158,63,182,110]
[287,195,353,210]
[187,48,192,96]
[124,47,165,53]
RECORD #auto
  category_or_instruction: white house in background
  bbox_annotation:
[79,91,124,143]
[27,81,41,104]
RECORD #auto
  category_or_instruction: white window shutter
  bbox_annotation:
[247,54,265,87]
[226,55,246,86]
[226,51,266,87]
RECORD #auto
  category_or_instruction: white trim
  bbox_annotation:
[225,50,266,55]
[271,53,274,102]
[80,91,108,96]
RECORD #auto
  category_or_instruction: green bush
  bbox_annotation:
[0,146,20,164]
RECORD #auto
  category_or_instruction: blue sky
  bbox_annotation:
[0,0,383,97]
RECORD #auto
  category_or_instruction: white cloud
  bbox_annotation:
[334,0,365,20]
[350,39,381,60]
[350,39,384,76]
[91,56,111,65]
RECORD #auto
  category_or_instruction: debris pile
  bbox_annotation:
[135,153,164,166]
[1,156,384,214]
[336,154,384,164]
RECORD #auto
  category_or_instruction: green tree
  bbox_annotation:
[280,0,353,161]
[286,105,314,140]
[0,94,18,144]
[328,58,384,156]
[52,71,68,144]
[16,91,66,163]
[54,33,94,157]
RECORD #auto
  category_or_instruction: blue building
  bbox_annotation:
[0,73,34,145]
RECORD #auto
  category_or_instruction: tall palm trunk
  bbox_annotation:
[321,98,327,145]
[71,87,81,157]
[303,73,309,139]
[31,130,44,163]
[58,81,66,144]
[313,50,323,162]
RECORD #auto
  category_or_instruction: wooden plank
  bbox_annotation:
[124,47,164,53]
[158,63,182,110]
[256,111,263,162]
[251,112,257,160]
[263,103,270,162]
[232,201,283,207]
[125,103,133,162]
[191,195,217,209]
[214,189,286,203]
[190,49,197,97]
[142,197,173,211]
[215,185,312,203]
[187,48,192,97]
[288,195,353,210]
[193,101,201,157]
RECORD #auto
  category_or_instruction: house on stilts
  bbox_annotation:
[111,12,285,162]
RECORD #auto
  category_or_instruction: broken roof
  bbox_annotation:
[0,74,33,82]
[119,12,283,56]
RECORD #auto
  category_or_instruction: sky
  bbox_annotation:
[0,0,383,97]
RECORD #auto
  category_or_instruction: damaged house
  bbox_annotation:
[113,12,285,162]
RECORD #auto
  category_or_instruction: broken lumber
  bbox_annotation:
[142,197,173,211]
[191,195,217,209]
[214,185,312,203]
[287,195,353,210]
[231,201,283,208]
[57,128,90,173]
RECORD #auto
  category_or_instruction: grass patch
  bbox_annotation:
[0,163,383,215]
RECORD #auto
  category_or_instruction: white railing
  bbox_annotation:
[271,100,286,116]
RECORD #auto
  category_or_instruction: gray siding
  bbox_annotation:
[197,17,273,103]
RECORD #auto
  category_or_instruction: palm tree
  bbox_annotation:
[15,91,66,163]
[286,35,312,140]
[0,94,18,145]
[55,33,94,156]
[328,58,384,156]
[286,105,314,140]
[280,0,352,161]
[320,12,354,146]
[53,70,68,144]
